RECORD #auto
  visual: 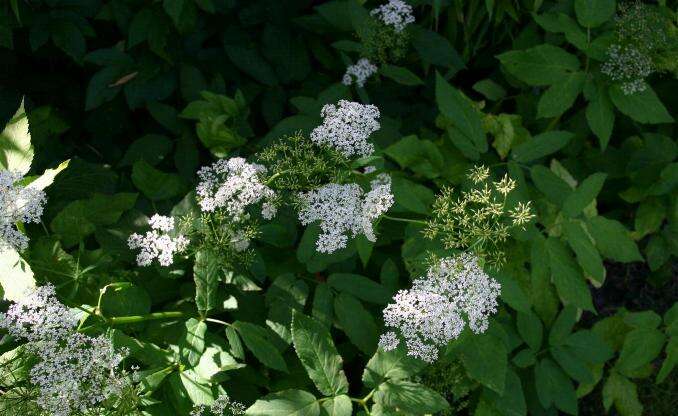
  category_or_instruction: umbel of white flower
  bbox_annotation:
[342,58,378,88]
[0,285,128,416]
[196,157,277,219]
[371,0,416,33]
[190,393,246,416]
[297,174,394,253]
[0,169,46,252]
[601,43,654,95]
[379,254,501,363]
[310,100,380,159]
[128,214,189,266]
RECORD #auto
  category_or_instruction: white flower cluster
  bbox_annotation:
[0,285,128,416]
[380,254,501,362]
[342,58,378,88]
[371,0,415,33]
[190,393,246,416]
[128,214,189,267]
[310,100,380,159]
[297,174,394,253]
[0,170,46,252]
[196,157,277,219]
[601,44,654,95]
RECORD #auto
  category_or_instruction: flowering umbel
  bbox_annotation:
[424,166,533,268]
[342,58,378,88]
[196,157,277,219]
[0,170,46,252]
[0,285,129,416]
[128,214,189,266]
[371,0,415,33]
[310,100,381,159]
[190,393,246,416]
[380,254,501,363]
[297,174,394,253]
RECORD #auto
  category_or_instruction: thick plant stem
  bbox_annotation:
[108,311,188,325]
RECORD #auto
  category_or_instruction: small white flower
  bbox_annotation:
[0,170,47,252]
[297,174,394,253]
[380,254,501,362]
[128,214,189,267]
[601,44,654,95]
[0,284,129,416]
[378,331,400,351]
[196,157,276,219]
[310,100,380,159]
[342,58,378,88]
[371,0,415,33]
[190,392,246,416]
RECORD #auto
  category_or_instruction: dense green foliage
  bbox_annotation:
[0,1,677,415]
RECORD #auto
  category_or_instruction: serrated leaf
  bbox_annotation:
[327,274,391,304]
[334,293,378,355]
[179,319,207,368]
[291,311,348,396]
[537,72,585,118]
[609,85,674,124]
[562,172,607,218]
[574,0,616,28]
[0,100,33,175]
[246,389,320,416]
[374,380,449,414]
[362,348,426,388]
[534,358,578,415]
[193,250,221,315]
[436,73,487,153]
[512,131,573,163]
[234,321,288,372]
[497,45,580,86]
[587,216,643,262]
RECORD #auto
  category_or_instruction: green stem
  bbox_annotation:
[108,311,188,325]
[381,215,427,226]
[264,170,289,185]
[205,318,231,326]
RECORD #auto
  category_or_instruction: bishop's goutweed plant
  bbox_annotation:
[1,1,677,416]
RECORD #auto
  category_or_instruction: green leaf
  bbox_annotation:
[517,310,543,350]
[609,85,674,124]
[380,65,424,86]
[119,134,172,167]
[603,371,643,416]
[574,0,616,28]
[566,330,614,364]
[546,237,595,311]
[374,380,449,414]
[362,348,426,388]
[0,100,33,175]
[246,389,320,416]
[549,305,579,346]
[391,176,435,214]
[179,318,207,368]
[656,337,677,383]
[537,72,586,118]
[472,79,507,101]
[193,250,221,315]
[435,73,487,153]
[233,321,288,372]
[551,345,594,383]
[132,160,187,201]
[320,395,352,416]
[562,172,607,218]
[311,283,333,329]
[534,358,578,415]
[0,248,35,302]
[457,332,508,394]
[587,216,643,262]
[585,84,615,150]
[616,328,666,376]
[497,45,580,86]
[327,274,391,304]
[291,311,349,396]
[26,160,70,191]
[411,27,464,71]
[531,165,572,206]
[334,293,378,355]
[100,282,151,318]
[512,131,573,163]
[563,220,605,286]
